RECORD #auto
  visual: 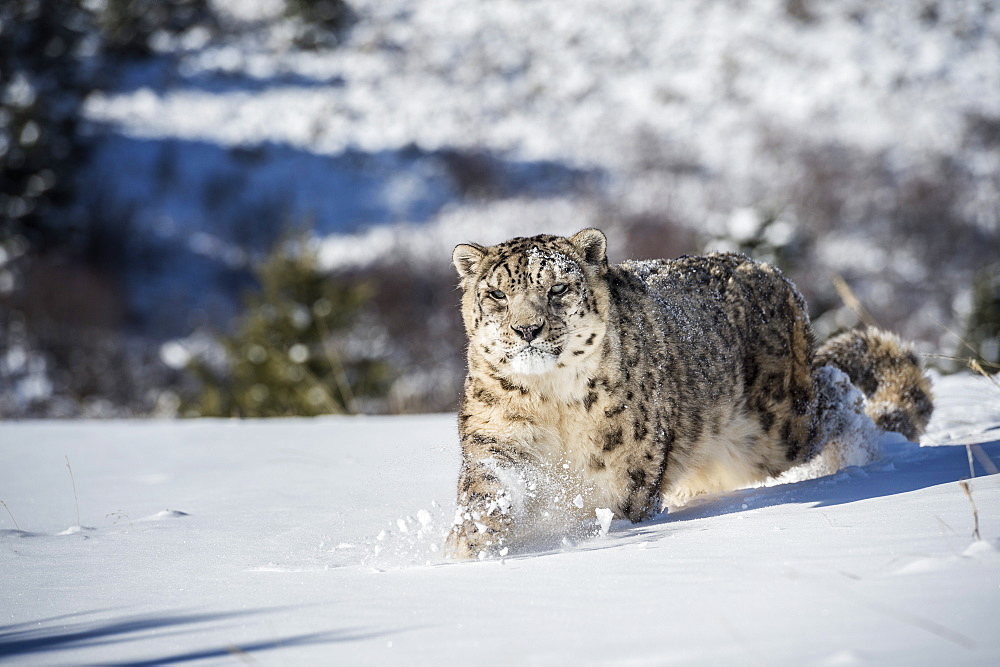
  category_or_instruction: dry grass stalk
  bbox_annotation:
[65,456,81,528]
[968,358,1000,389]
[958,480,981,541]
[1,500,20,531]
[970,443,1000,475]
[931,318,1000,383]
[831,274,880,329]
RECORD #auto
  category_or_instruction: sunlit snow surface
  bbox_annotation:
[1,373,998,663]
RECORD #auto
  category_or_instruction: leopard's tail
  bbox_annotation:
[815,327,934,441]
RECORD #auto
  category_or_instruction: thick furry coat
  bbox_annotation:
[446,229,932,559]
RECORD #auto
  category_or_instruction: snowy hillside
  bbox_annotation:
[81,0,999,340]
[1,372,998,664]
[4,0,998,418]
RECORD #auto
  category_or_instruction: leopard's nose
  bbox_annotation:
[512,322,544,342]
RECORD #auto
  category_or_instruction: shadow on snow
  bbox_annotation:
[0,607,389,664]
[661,438,1000,525]
[495,439,1000,561]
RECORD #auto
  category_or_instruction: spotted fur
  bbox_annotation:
[815,327,933,441]
[446,229,933,559]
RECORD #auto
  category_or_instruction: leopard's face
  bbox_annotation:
[454,231,609,378]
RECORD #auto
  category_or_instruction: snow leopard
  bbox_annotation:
[446,229,933,559]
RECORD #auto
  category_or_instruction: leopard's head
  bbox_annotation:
[453,229,610,379]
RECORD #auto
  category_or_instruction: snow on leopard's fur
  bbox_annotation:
[446,229,933,559]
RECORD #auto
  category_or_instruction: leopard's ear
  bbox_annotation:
[453,243,487,280]
[570,228,607,267]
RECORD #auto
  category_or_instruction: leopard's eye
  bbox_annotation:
[550,283,568,296]
[488,289,507,301]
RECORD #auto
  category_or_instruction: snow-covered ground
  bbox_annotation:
[1,372,998,664]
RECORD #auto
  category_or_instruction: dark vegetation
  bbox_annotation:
[182,233,391,417]
[0,0,364,417]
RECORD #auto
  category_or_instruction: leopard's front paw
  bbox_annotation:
[444,510,512,560]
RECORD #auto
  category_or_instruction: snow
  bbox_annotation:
[71,0,1000,345]
[88,1,1000,170]
[1,373,999,663]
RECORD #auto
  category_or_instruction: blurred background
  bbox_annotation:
[1,0,998,419]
